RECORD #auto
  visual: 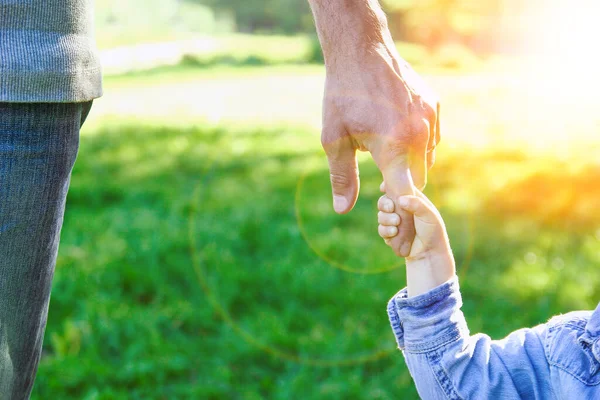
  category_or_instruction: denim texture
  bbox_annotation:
[0,102,91,399]
[388,276,600,399]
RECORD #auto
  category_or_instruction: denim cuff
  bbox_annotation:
[387,275,469,353]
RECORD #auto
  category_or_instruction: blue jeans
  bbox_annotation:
[0,102,92,399]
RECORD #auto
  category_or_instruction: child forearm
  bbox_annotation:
[405,246,456,298]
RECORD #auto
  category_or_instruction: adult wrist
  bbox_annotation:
[309,0,395,71]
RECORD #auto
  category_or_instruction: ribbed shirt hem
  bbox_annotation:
[0,68,103,103]
[1,2,104,103]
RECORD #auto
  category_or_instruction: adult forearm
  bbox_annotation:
[307,0,396,70]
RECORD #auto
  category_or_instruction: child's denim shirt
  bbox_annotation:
[387,276,600,399]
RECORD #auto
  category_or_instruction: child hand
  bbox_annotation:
[377,182,450,261]
[378,181,455,296]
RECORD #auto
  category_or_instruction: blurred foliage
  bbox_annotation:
[171,37,478,70]
[191,0,314,34]
[93,0,509,55]
[100,34,481,78]
[382,0,502,49]
[95,0,225,49]
[177,0,505,50]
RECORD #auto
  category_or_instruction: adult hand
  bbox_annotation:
[309,0,440,256]
[322,52,439,256]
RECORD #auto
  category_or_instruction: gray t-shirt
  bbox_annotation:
[0,0,103,102]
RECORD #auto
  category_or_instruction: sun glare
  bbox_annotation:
[529,2,599,85]
[481,1,600,154]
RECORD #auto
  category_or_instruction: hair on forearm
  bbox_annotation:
[307,0,390,66]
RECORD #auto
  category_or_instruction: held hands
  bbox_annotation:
[377,182,447,260]
[321,42,440,258]
[377,182,456,297]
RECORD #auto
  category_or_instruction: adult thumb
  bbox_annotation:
[323,135,359,214]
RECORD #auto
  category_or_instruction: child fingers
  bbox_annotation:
[397,195,438,224]
[377,195,394,213]
[379,181,386,193]
[378,211,400,226]
[378,224,398,238]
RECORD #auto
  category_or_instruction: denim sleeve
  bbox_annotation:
[387,276,552,399]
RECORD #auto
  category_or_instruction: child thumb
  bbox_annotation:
[397,196,437,223]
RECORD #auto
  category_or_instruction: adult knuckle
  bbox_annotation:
[321,134,335,151]
[329,172,351,187]
[320,134,328,148]
[321,125,344,149]
[393,124,427,151]
[383,139,410,163]
[417,126,429,143]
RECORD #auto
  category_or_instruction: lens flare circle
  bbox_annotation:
[189,170,397,367]
[295,167,406,274]
[189,163,476,366]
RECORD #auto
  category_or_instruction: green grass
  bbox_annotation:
[29,116,600,398]
[27,51,600,397]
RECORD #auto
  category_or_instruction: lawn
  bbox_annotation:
[31,62,600,399]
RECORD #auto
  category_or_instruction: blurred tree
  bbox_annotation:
[188,0,314,34]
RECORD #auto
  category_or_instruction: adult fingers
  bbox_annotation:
[427,148,436,170]
[380,161,416,257]
[433,102,441,153]
[426,102,440,170]
[409,117,430,191]
[322,132,359,214]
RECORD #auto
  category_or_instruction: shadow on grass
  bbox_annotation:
[33,122,600,399]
